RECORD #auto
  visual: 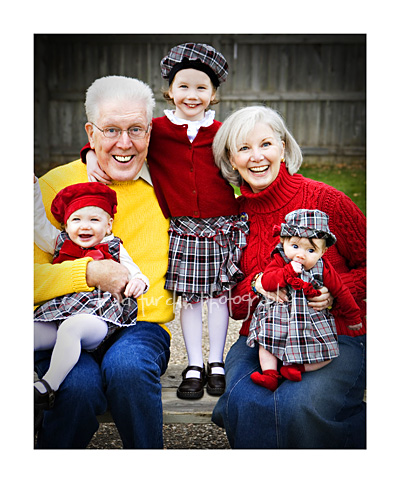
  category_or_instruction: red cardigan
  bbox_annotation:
[231,165,366,338]
[81,116,239,219]
[147,116,238,219]
[261,251,363,327]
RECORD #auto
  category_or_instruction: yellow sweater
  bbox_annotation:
[34,160,174,333]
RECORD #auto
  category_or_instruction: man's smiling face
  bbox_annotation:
[85,99,151,182]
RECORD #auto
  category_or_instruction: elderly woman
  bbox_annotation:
[211,106,366,449]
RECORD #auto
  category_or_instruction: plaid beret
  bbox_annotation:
[277,209,337,247]
[160,43,229,87]
[51,182,118,224]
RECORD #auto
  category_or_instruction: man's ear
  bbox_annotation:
[85,122,95,149]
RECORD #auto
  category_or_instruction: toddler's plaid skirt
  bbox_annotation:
[34,289,138,344]
[165,215,249,303]
[247,289,339,364]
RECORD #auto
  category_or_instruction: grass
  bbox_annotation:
[298,162,366,215]
[232,162,366,215]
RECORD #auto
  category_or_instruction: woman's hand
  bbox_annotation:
[307,286,333,311]
[87,150,112,184]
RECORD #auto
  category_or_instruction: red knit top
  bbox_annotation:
[231,164,366,338]
[147,116,239,219]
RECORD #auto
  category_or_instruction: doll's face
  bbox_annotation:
[282,236,327,271]
[65,206,113,248]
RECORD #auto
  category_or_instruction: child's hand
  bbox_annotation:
[347,322,363,330]
[87,150,112,184]
[124,278,147,298]
[290,260,303,273]
[34,174,37,183]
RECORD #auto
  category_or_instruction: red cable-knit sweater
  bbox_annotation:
[232,164,366,338]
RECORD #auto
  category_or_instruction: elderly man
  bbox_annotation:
[34,76,173,449]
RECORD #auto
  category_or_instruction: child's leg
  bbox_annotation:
[206,297,229,375]
[304,360,332,372]
[34,321,58,351]
[180,300,204,378]
[258,346,278,372]
[37,314,108,391]
[250,346,281,391]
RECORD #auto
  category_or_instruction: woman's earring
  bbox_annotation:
[231,165,237,171]
[281,157,285,163]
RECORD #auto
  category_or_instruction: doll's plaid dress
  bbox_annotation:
[247,244,339,365]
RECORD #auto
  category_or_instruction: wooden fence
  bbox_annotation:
[34,34,366,176]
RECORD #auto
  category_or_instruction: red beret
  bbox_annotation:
[51,182,118,224]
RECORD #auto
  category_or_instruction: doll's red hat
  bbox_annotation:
[51,182,118,224]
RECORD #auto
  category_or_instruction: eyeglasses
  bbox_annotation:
[90,122,150,140]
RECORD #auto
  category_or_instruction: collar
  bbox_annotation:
[134,162,153,186]
[164,109,215,142]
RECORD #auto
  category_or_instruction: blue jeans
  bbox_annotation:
[212,334,366,448]
[35,321,170,449]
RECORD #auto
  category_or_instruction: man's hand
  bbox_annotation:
[86,259,130,301]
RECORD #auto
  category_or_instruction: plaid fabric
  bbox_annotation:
[279,209,337,247]
[34,233,137,340]
[165,215,248,303]
[247,245,339,364]
[160,43,229,86]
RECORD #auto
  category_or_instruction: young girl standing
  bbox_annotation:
[34,180,149,430]
[248,209,363,391]
[82,44,248,399]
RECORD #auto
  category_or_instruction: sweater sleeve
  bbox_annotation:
[323,260,363,326]
[34,177,94,306]
[80,142,91,164]
[325,191,366,305]
[260,253,296,291]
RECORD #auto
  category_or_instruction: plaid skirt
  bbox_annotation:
[247,291,339,364]
[34,289,138,342]
[165,215,249,303]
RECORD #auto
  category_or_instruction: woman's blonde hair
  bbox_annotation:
[213,105,303,186]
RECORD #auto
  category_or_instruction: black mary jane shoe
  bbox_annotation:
[34,379,55,435]
[206,362,226,396]
[177,365,207,400]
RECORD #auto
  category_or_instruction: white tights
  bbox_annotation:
[34,314,108,391]
[180,297,229,378]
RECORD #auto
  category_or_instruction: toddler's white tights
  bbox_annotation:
[34,314,108,392]
[180,297,228,378]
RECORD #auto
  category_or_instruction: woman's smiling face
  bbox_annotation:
[230,122,285,193]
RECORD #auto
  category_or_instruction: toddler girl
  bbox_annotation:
[248,209,363,391]
[81,44,249,399]
[34,179,149,430]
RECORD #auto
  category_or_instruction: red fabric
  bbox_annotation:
[80,116,239,219]
[52,239,115,264]
[147,116,238,218]
[51,182,118,224]
[231,164,366,338]
[260,252,363,327]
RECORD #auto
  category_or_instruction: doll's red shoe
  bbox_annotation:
[280,364,305,382]
[250,369,281,391]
